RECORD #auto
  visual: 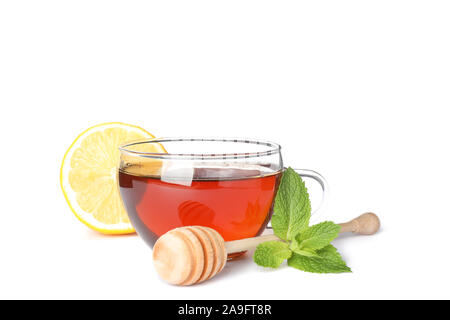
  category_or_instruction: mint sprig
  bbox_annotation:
[253,167,351,274]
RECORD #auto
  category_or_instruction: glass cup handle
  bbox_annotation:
[266,168,329,229]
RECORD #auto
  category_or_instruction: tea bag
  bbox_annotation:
[161,161,195,186]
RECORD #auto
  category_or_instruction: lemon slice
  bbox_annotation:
[60,122,165,234]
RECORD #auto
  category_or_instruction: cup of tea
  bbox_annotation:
[118,138,327,258]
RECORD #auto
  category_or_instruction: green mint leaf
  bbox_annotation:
[288,235,301,252]
[296,221,341,251]
[315,245,348,263]
[287,245,352,274]
[291,248,321,258]
[288,237,319,257]
[271,167,311,241]
[253,241,292,268]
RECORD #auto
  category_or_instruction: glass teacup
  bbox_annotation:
[118,138,327,257]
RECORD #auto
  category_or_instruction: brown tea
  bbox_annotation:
[118,167,281,248]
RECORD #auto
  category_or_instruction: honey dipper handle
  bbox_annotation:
[339,212,380,235]
[223,212,380,254]
[224,234,280,254]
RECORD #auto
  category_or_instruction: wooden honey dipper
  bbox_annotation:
[153,212,380,285]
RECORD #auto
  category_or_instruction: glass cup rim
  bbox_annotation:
[119,137,282,160]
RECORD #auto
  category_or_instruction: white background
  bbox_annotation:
[1,1,449,299]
